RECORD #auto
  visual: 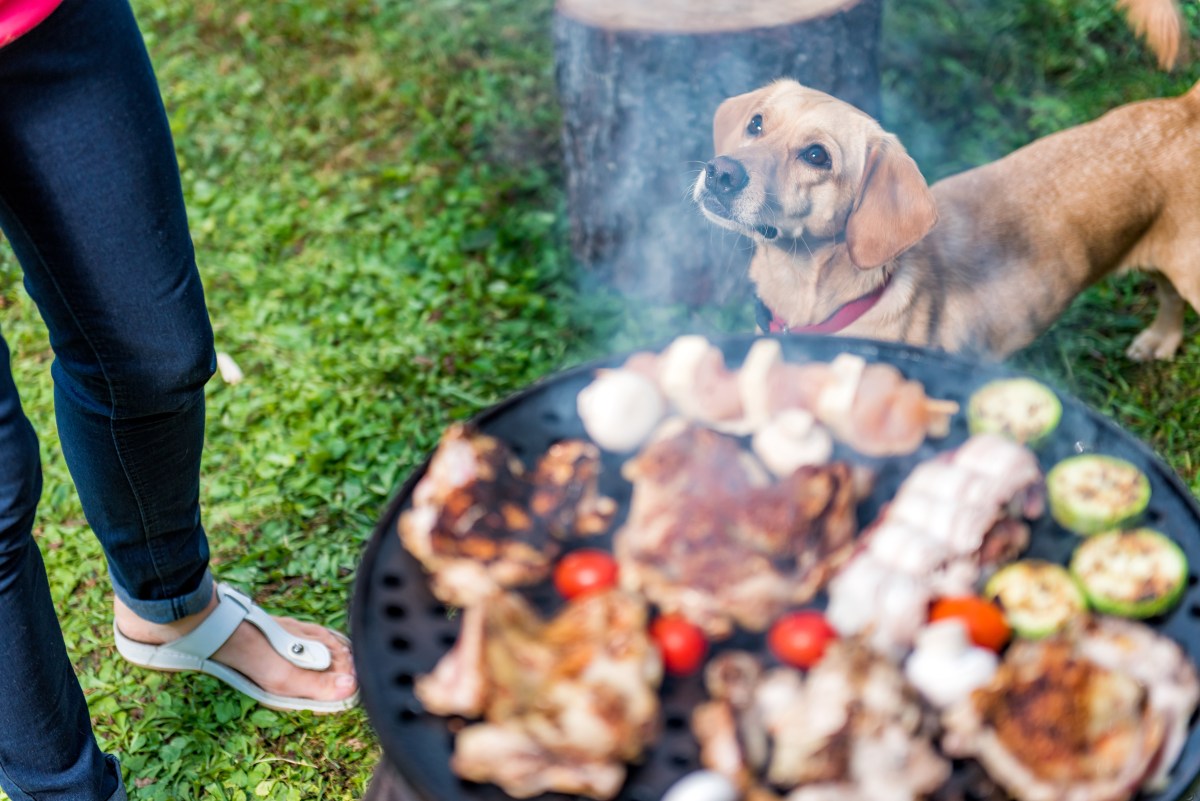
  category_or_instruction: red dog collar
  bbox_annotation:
[764,276,891,335]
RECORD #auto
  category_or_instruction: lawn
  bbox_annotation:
[0,0,1196,798]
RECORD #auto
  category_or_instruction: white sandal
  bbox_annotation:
[114,582,358,714]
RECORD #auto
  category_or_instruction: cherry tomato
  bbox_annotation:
[929,595,1012,652]
[768,610,837,669]
[553,549,619,600]
[650,614,709,676]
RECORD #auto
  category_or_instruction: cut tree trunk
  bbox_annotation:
[554,0,882,305]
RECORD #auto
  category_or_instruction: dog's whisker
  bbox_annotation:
[797,234,815,261]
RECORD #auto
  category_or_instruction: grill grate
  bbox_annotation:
[352,334,1200,801]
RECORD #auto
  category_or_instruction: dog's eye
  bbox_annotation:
[800,144,831,169]
[746,114,763,137]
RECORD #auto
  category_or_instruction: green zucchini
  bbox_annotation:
[1046,454,1150,535]
[1069,528,1188,619]
[984,560,1088,639]
[966,377,1062,447]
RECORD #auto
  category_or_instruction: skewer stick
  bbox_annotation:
[924,398,960,438]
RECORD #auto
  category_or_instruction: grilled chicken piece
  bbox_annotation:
[529,439,617,537]
[826,434,1043,656]
[614,424,859,638]
[941,617,1199,801]
[453,725,627,800]
[416,589,663,800]
[693,644,951,801]
[1076,616,1200,791]
[398,424,614,606]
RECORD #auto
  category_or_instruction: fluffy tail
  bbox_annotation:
[1116,0,1186,70]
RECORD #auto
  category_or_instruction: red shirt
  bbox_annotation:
[0,0,63,48]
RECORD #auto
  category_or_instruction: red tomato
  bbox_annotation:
[929,596,1012,652]
[650,614,709,676]
[768,610,837,669]
[553,549,619,600]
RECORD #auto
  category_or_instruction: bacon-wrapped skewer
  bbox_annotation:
[576,336,957,459]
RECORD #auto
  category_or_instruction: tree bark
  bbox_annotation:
[554,0,882,305]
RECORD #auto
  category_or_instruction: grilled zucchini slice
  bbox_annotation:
[1069,528,1188,619]
[1046,454,1150,535]
[984,560,1088,639]
[966,377,1062,447]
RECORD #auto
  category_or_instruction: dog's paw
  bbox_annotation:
[1126,328,1183,362]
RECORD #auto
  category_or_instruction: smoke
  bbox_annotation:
[552,0,885,332]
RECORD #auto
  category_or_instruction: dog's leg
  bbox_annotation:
[1127,272,1186,361]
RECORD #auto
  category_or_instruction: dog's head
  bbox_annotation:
[693,80,937,270]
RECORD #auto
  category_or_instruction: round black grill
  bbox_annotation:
[352,334,1200,801]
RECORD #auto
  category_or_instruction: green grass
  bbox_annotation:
[0,0,1197,797]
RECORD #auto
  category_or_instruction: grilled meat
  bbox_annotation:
[826,434,1043,656]
[399,424,614,606]
[576,337,957,457]
[942,617,1199,801]
[529,439,617,537]
[693,644,950,801]
[614,423,859,638]
[417,589,663,800]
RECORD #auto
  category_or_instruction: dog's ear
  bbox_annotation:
[845,137,938,270]
[712,89,767,155]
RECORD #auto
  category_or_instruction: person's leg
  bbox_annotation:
[0,338,124,801]
[0,0,216,621]
[0,0,354,703]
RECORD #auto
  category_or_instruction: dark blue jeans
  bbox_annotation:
[0,0,218,797]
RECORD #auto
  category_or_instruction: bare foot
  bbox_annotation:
[113,588,357,706]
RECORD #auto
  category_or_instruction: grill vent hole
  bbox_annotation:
[385,604,408,620]
[399,708,418,723]
[439,631,458,647]
[664,713,688,731]
[382,573,403,588]
[390,636,411,652]
[394,672,415,687]
[626,785,656,801]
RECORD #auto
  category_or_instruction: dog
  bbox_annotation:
[693,78,1200,360]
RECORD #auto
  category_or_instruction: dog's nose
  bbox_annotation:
[704,156,749,204]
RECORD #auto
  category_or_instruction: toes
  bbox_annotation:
[277,618,355,669]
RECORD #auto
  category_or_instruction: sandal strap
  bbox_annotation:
[165,583,332,671]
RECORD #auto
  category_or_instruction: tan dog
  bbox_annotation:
[693,78,1200,360]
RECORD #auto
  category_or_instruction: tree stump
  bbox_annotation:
[554,0,882,305]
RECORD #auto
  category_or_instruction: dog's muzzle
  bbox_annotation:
[703,156,748,211]
[702,156,778,239]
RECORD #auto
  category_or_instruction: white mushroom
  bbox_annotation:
[660,770,740,801]
[815,353,866,424]
[751,408,833,477]
[904,619,998,709]
[657,335,717,420]
[577,369,666,452]
[736,338,783,429]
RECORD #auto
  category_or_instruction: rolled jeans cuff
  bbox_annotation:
[110,568,214,624]
[105,754,127,801]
